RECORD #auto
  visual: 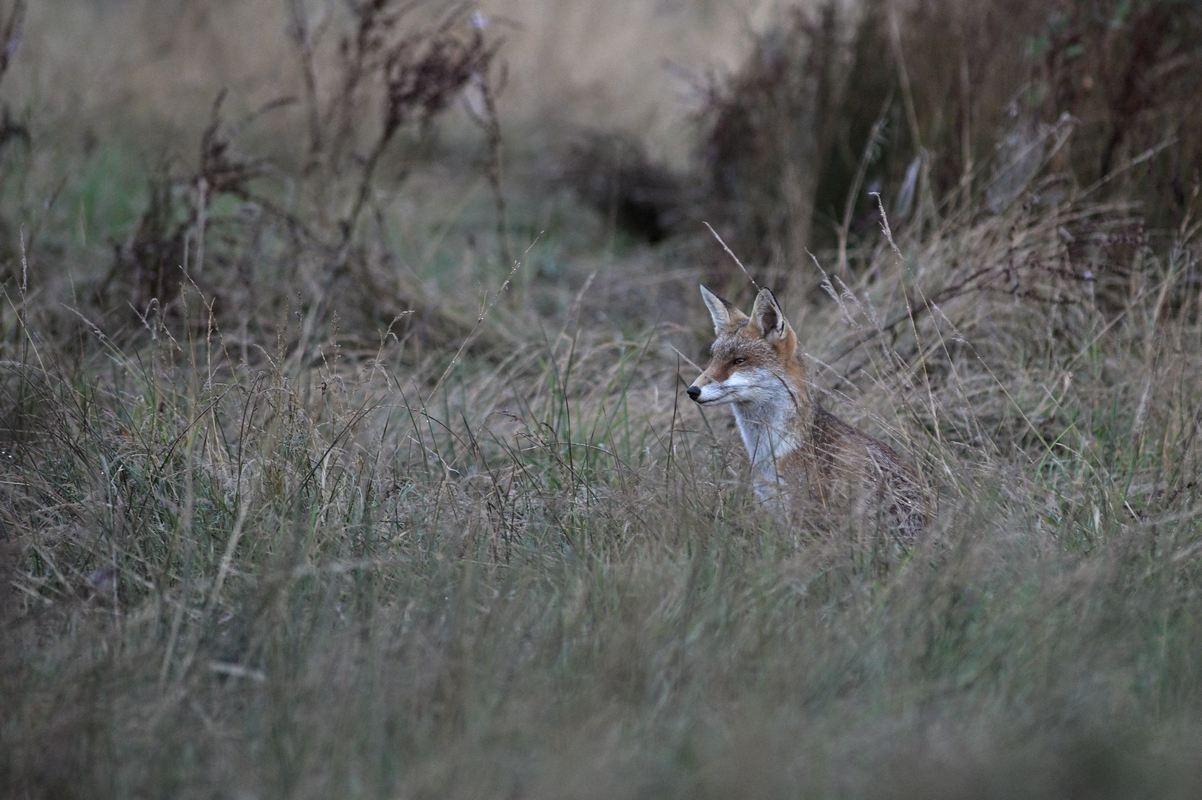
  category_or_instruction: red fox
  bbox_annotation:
[687,286,930,540]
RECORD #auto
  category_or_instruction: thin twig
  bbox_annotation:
[703,221,760,291]
[426,232,542,401]
[285,0,324,163]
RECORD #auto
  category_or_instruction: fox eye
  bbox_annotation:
[731,357,747,365]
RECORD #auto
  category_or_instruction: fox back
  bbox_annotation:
[687,285,930,540]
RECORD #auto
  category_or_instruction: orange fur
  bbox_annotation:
[688,286,930,540]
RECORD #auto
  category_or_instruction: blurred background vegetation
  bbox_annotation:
[2,1,1202,798]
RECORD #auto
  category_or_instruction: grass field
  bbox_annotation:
[3,1,1202,798]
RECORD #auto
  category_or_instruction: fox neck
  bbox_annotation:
[729,373,813,494]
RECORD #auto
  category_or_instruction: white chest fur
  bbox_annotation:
[731,398,800,499]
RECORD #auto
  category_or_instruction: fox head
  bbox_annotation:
[687,285,805,407]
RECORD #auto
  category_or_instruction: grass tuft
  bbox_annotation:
[2,1,1202,797]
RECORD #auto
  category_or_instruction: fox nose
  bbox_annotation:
[686,385,701,401]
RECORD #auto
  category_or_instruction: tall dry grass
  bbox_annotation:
[2,1,1202,798]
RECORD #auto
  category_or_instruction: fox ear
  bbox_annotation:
[750,288,788,341]
[699,285,746,334]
